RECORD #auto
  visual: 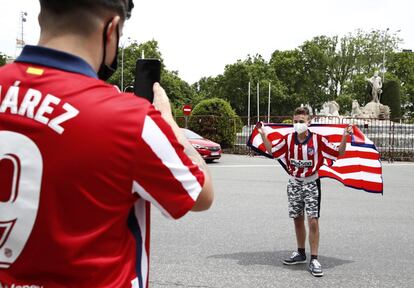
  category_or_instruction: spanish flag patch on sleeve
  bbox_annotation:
[26,67,44,76]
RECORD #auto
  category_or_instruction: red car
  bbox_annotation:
[181,128,222,162]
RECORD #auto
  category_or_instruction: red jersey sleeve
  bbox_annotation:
[132,107,205,219]
[320,136,340,161]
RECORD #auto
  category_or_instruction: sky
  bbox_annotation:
[1,0,413,84]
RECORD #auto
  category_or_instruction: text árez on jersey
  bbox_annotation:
[0,84,79,135]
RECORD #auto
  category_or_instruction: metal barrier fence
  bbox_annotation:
[310,116,414,162]
[176,115,414,161]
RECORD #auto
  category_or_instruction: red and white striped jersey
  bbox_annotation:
[0,46,204,288]
[271,131,340,178]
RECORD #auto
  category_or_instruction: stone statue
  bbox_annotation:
[320,101,340,117]
[351,99,390,119]
[302,103,314,115]
[366,71,382,103]
[351,100,364,117]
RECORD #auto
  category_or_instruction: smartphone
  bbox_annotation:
[133,59,161,103]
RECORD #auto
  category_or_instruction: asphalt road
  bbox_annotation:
[149,154,414,288]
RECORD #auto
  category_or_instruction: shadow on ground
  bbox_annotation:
[208,250,353,270]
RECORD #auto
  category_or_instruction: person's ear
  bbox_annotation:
[105,16,121,46]
[101,16,121,66]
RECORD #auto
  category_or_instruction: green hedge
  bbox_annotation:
[188,98,242,148]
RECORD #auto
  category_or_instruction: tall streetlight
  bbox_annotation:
[120,37,131,91]
[247,82,251,128]
[15,11,27,57]
[267,82,271,123]
[20,11,27,42]
[381,28,401,83]
[381,28,390,83]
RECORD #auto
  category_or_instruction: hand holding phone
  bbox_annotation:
[134,59,161,103]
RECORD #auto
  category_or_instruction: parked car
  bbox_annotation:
[181,128,221,162]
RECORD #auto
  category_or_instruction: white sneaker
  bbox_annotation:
[309,259,323,277]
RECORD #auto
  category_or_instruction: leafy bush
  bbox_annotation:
[188,98,242,148]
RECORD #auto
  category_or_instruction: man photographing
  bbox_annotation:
[0,1,213,287]
[257,107,351,277]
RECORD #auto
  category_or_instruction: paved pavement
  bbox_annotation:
[149,154,414,288]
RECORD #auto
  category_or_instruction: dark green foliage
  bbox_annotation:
[106,30,411,121]
[161,70,195,107]
[387,51,414,118]
[341,74,372,105]
[188,98,242,148]
[0,53,7,67]
[335,94,354,115]
[109,40,163,91]
[382,80,401,120]
[108,40,194,108]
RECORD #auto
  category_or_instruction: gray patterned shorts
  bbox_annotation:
[286,178,321,218]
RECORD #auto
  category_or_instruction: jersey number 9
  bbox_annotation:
[0,131,43,268]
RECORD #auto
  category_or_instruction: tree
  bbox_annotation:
[162,70,195,107]
[270,49,303,96]
[188,29,405,118]
[299,36,331,108]
[269,49,304,114]
[215,60,250,116]
[325,35,358,98]
[387,51,414,118]
[333,29,401,99]
[270,38,334,112]
[109,40,163,90]
[210,54,287,118]
[355,29,401,73]
[105,30,404,120]
[108,40,194,108]
[335,94,353,115]
[382,80,401,120]
[289,30,401,110]
[193,76,220,100]
[188,98,242,148]
[341,74,372,105]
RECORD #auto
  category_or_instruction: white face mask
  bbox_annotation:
[294,123,308,134]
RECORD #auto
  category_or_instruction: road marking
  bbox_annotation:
[210,163,414,168]
[210,164,280,168]
[382,163,414,166]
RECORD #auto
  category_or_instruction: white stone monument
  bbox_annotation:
[351,100,390,119]
[319,101,340,117]
[366,71,383,103]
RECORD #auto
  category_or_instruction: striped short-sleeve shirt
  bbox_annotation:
[271,131,340,178]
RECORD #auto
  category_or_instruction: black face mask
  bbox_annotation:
[98,20,120,81]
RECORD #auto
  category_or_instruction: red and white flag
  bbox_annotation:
[247,123,383,194]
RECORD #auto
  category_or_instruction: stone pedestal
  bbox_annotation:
[351,100,390,119]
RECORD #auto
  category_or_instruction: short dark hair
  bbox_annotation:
[39,0,134,20]
[294,107,310,116]
[39,0,134,36]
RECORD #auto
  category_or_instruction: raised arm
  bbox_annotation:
[256,122,273,155]
[338,125,353,156]
[152,83,213,211]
